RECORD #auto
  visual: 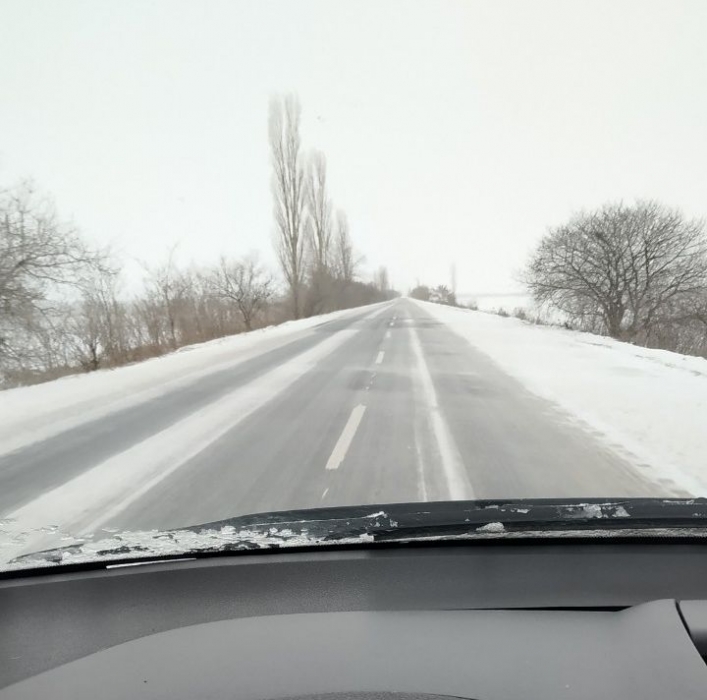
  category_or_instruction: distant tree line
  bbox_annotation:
[410,284,457,306]
[0,96,395,388]
[524,200,707,357]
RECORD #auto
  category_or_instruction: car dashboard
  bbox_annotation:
[2,541,707,699]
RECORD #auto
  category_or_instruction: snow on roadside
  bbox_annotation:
[0,302,391,457]
[413,299,707,496]
[457,292,531,313]
[3,327,362,560]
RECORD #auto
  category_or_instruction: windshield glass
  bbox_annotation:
[1,0,707,570]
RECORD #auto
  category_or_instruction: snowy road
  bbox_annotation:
[0,297,665,546]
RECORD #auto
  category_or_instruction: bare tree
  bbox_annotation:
[525,201,707,341]
[143,246,193,349]
[89,267,129,361]
[301,150,336,316]
[187,267,240,342]
[62,266,128,370]
[64,296,104,371]
[373,266,389,293]
[430,284,455,305]
[305,150,333,273]
[0,181,107,377]
[333,210,355,282]
[1,183,99,321]
[211,254,274,331]
[270,95,307,319]
[129,251,274,363]
[133,291,168,353]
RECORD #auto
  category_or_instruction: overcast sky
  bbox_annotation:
[1,0,706,293]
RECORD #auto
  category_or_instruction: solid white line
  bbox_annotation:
[408,325,474,500]
[385,330,391,339]
[375,351,385,365]
[325,404,367,470]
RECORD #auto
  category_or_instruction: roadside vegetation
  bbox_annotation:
[410,284,458,306]
[0,95,396,389]
[524,201,707,357]
[412,201,707,360]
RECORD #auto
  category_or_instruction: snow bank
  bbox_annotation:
[413,299,707,496]
[0,302,390,457]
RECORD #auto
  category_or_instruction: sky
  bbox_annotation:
[1,0,706,294]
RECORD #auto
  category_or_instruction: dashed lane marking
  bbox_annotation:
[325,404,367,470]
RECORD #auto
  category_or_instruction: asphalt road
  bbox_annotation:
[0,298,660,542]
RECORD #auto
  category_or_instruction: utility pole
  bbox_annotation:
[450,264,457,295]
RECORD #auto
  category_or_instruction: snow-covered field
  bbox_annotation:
[457,292,531,313]
[456,292,566,324]
[415,299,707,496]
[0,302,391,458]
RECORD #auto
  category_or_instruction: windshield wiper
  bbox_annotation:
[8,498,707,571]
[199,497,707,542]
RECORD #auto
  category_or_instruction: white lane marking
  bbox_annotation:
[321,487,329,500]
[414,429,430,502]
[325,404,367,470]
[0,299,396,460]
[375,351,385,365]
[408,325,474,500]
[5,328,362,556]
[385,330,391,339]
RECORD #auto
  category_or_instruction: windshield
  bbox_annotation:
[1,0,707,570]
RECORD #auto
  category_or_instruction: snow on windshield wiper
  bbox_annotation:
[6,522,379,571]
[6,498,707,572]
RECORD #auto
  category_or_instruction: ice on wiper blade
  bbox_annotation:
[561,503,630,519]
[3,507,404,571]
[7,524,376,571]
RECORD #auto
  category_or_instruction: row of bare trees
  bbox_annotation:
[524,200,707,356]
[1,100,395,389]
[0,183,278,385]
[0,200,279,387]
[0,95,396,388]
[268,95,387,319]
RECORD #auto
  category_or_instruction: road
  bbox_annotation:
[0,298,659,545]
